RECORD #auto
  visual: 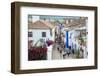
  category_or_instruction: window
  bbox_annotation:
[28,32,32,37]
[42,32,46,37]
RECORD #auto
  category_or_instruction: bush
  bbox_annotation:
[28,47,47,60]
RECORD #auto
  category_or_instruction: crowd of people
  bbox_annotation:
[54,32,85,59]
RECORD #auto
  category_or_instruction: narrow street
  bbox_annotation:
[28,15,88,60]
[52,44,76,60]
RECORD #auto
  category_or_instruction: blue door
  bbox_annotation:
[66,31,69,48]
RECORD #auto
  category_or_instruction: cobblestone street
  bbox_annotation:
[52,44,76,60]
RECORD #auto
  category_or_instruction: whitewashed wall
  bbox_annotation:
[68,30,80,50]
[29,29,52,45]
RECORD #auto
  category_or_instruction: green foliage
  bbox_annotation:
[75,49,80,58]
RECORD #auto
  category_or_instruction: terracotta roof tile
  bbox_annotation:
[28,20,54,29]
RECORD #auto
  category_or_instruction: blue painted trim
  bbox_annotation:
[66,31,69,48]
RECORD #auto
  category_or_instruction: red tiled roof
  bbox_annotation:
[28,20,54,29]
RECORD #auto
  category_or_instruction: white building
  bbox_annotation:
[28,20,55,60]
[28,20,55,45]
[63,18,88,58]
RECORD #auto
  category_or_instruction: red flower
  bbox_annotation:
[28,47,47,60]
[46,40,54,46]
